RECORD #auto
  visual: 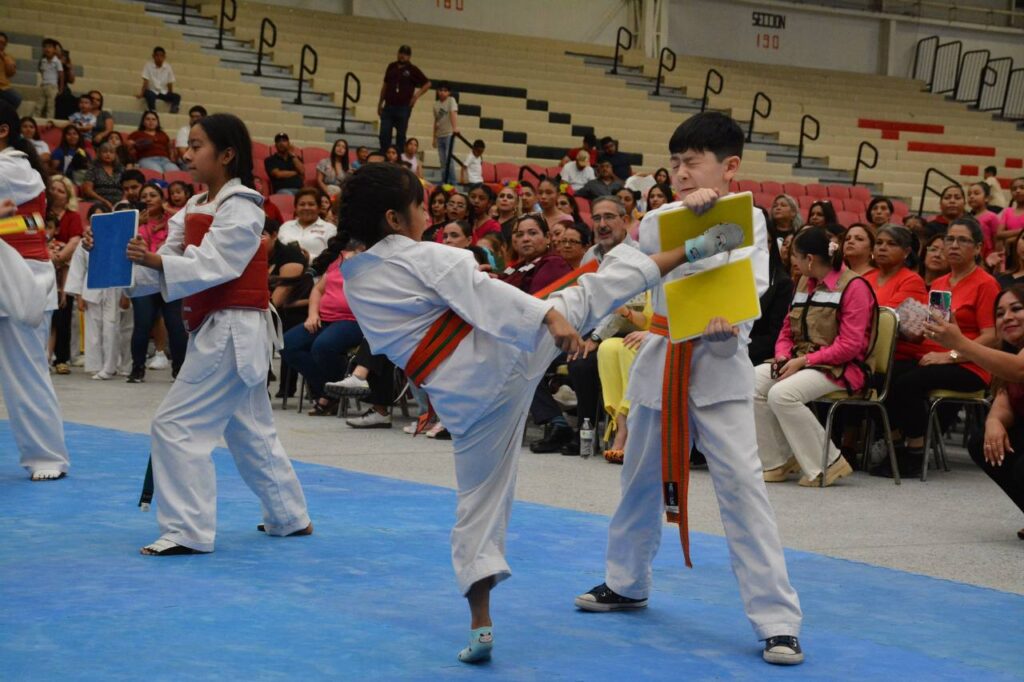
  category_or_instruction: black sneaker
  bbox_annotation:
[126,367,146,384]
[763,635,804,665]
[574,583,648,612]
[529,424,573,453]
[560,433,582,456]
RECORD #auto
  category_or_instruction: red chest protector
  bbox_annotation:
[180,212,270,332]
[1,191,49,261]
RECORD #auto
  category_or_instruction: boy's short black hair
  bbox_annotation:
[42,38,58,48]
[398,45,412,56]
[0,32,8,41]
[153,46,166,55]
[121,169,145,186]
[984,165,997,175]
[472,139,485,149]
[189,105,208,117]
[669,112,744,161]
[436,81,449,91]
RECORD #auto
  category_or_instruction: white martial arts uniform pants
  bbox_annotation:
[605,402,803,640]
[449,252,658,596]
[150,334,310,552]
[83,290,122,376]
[754,363,841,479]
[0,315,70,474]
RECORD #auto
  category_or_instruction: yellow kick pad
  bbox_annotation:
[663,258,762,342]
[0,213,44,236]
[657,191,755,252]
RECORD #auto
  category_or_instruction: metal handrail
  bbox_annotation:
[445,131,472,177]
[954,48,990,102]
[979,57,1013,112]
[652,47,677,97]
[913,36,938,84]
[518,165,543,182]
[294,44,318,105]
[853,141,878,186]
[611,26,634,76]
[178,0,187,25]
[796,114,820,169]
[215,0,237,50]
[337,72,361,133]
[255,18,276,77]
[931,40,962,95]
[918,167,961,215]
[974,64,997,108]
[1001,68,1024,122]
[701,68,723,113]
[746,91,772,142]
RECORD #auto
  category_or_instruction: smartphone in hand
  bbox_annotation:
[929,290,952,322]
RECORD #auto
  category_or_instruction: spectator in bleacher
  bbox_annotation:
[770,194,802,239]
[995,178,1024,247]
[351,145,370,171]
[278,188,337,260]
[319,192,336,225]
[69,94,97,143]
[80,143,123,211]
[316,139,350,198]
[520,180,539,213]
[52,42,77,120]
[384,144,400,165]
[467,183,501,243]
[536,176,574,231]
[756,227,873,486]
[128,111,176,173]
[807,200,839,229]
[432,81,458,184]
[925,185,966,236]
[646,183,672,214]
[377,45,430,152]
[560,150,595,192]
[282,242,365,417]
[114,169,145,211]
[445,191,470,225]
[883,218,999,477]
[864,225,928,358]
[556,222,591,270]
[749,237,794,366]
[968,181,1000,258]
[562,132,599,167]
[598,136,631,180]
[19,116,50,164]
[918,232,949,289]
[49,125,89,184]
[903,213,927,241]
[106,131,134,169]
[88,91,115,147]
[265,217,308,310]
[866,196,893,229]
[174,105,206,167]
[460,138,485,185]
[264,132,305,195]
[556,191,582,225]
[653,167,670,185]
[421,186,450,242]
[495,184,521,241]
[167,180,192,213]
[46,174,83,375]
[0,32,20,109]
[842,224,876,275]
[983,166,1008,210]
[617,187,641,238]
[577,160,623,201]
[401,137,422,178]
[441,219,473,249]
[34,38,63,119]
[996,234,1024,289]
[138,46,181,114]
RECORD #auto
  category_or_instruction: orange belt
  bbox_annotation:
[650,313,694,568]
[404,260,600,432]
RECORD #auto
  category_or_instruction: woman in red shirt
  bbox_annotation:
[885,217,1000,476]
[467,183,501,244]
[864,224,928,361]
[128,110,176,173]
[46,174,83,374]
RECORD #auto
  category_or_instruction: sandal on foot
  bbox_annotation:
[457,626,493,664]
[140,538,207,556]
[603,449,624,464]
[256,522,314,536]
[308,399,339,416]
[30,470,66,482]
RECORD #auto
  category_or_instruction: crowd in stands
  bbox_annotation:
[7,34,1024,537]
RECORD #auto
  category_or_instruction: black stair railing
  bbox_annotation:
[652,47,677,97]
[215,0,237,50]
[337,72,362,133]
[912,36,938,85]
[979,57,1013,112]
[518,165,543,182]
[954,48,990,102]
[918,167,961,215]
[852,141,878,187]
[611,26,634,75]
[746,91,772,142]
[178,0,187,25]
[795,114,820,169]
[254,18,276,77]
[932,40,962,95]
[445,132,472,183]
[701,68,723,113]
[294,44,318,105]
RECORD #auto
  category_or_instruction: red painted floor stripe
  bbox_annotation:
[1007,158,1023,169]
[908,141,996,156]
[961,164,979,176]
[859,118,944,134]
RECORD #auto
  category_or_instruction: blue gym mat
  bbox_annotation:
[1,421,1021,680]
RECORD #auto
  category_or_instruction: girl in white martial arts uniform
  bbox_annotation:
[114,113,311,556]
[338,163,741,664]
[574,113,805,666]
[0,101,70,481]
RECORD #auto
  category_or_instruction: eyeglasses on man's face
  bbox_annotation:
[591,213,622,225]
[555,238,582,246]
[942,236,975,246]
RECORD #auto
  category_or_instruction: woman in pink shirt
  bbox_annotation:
[754,227,876,487]
[996,177,1024,247]
[968,181,1001,260]
[281,244,365,415]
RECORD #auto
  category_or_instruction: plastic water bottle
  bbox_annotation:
[579,418,594,458]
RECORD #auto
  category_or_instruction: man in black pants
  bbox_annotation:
[344,341,395,429]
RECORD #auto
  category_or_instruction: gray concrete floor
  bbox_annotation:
[6,369,1023,594]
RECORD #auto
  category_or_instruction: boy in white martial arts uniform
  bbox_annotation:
[338,163,743,664]
[107,113,311,556]
[574,113,805,666]
[0,101,70,482]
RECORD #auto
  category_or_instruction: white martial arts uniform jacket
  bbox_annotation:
[625,200,770,410]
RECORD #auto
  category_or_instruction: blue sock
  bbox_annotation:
[457,626,493,663]
[548,415,568,429]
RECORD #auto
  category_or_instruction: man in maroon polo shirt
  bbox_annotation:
[377,45,431,153]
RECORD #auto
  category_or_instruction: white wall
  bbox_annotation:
[889,21,1024,79]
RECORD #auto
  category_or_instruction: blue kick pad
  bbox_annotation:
[1,422,1021,680]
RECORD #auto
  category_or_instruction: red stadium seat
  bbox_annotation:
[892,199,909,215]
[303,147,329,165]
[760,181,783,196]
[798,195,817,209]
[754,193,774,210]
[526,164,545,180]
[494,162,519,183]
[805,183,828,198]
[303,159,319,187]
[164,170,193,185]
[826,184,851,199]
[850,186,871,202]
[737,180,760,194]
[479,162,498,184]
[252,143,272,164]
[837,211,858,226]
[729,180,741,192]
[140,168,163,183]
[784,182,806,197]
[844,198,867,216]
[268,194,295,222]
[543,165,561,179]
[76,200,94,224]
[41,126,62,151]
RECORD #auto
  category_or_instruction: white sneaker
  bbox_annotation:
[325,374,371,397]
[146,353,170,370]
[346,409,392,429]
[71,356,86,367]
[91,371,115,380]
[425,422,447,438]
[402,422,421,435]
[553,384,577,408]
